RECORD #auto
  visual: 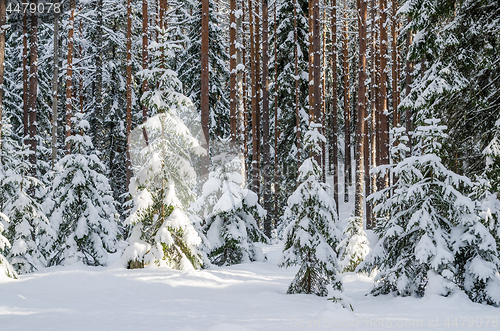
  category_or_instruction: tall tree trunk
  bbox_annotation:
[78,8,84,115]
[237,0,246,183]
[52,7,60,169]
[29,0,39,178]
[321,2,327,183]
[273,1,279,222]
[230,0,237,146]
[95,0,103,152]
[249,0,260,197]
[294,0,301,170]
[391,0,399,127]
[201,0,210,178]
[355,0,367,221]
[23,12,29,146]
[262,0,271,236]
[0,0,6,151]
[331,0,339,210]
[255,2,261,197]
[342,6,351,202]
[379,0,389,187]
[65,0,76,154]
[312,0,321,164]
[242,2,248,176]
[126,0,133,187]
[142,0,149,146]
[405,17,412,154]
[368,0,376,228]
[308,0,313,121]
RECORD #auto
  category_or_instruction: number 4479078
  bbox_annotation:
[6,2,61,14]
[444,317,498,328]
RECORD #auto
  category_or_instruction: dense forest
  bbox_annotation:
[0,0,500,306]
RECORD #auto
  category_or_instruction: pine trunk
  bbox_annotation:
[405,17,412,154]
[331,0,339,210]
[249,0,260,197]
[52,8,60,169]
[237,0,246,182]
[294,0,301,169]
[368,0,377,228]
[95,0,103,152]
[23,12,29,146]
[262,0,271,236]
[273,2,279,221]
[379,0,389,187]
[65,0,76,154]
[391,0,399,127]
[29,0,38,177]
[126,0,132,187]
[0,0,6,150]
[313,0,321,165]
[342,6,351,202]
[230,0,237,146]
[355,0,367,221]
[201,0,210,178]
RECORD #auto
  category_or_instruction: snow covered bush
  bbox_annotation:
[361,119,500,303]
[46,114,119,266]
[191,138,267,266]
[279,125,343,297]
[125,31,205,270]
[339,217,369,273]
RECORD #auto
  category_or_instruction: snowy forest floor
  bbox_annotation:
[1,175,499,331]
[1,243,499,331]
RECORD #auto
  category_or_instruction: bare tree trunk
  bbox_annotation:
[391,0,399,127]
[273,1,279,222]
[342,6,351,202]
[294,0,301,170]
[236,0,246,183]
[95,0,103,152]
[65,0,76,155]
[331,0,339,210]
[321,2,327,183]
[368,0,376,228]
[355,0,367,221]
[52,7,60,169]
[23,12,29,147]
[262,0,271,236]
[29,0,39,178]
[250,0,260,197]
[405,16,412,154]
[308,0,313,121]
[242,2,248,176]
[126,0,133,187]
[78,7,84,116]
[230,0,237,146]
[201,0,210,178]
[255,1,261,197]
[379,0,389,187]
[0,0,6,151]
[313,0,321,164]
[142,0,148,125]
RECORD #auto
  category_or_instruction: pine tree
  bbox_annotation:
[125,32,204,270]
[46,113,118,266]
[191,138,268,266]
[279,124,343,297]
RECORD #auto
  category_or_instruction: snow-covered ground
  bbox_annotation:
[1,242,498,331]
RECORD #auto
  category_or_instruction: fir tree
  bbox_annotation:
[191,138,268,266]
[279,125,343,297]
[46,113,119,266]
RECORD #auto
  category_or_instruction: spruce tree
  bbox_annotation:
[125,31,204,270]
[361,119,481,297]
[46,113,119,266]
[279,125,343,297]
[339,216,369,273]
